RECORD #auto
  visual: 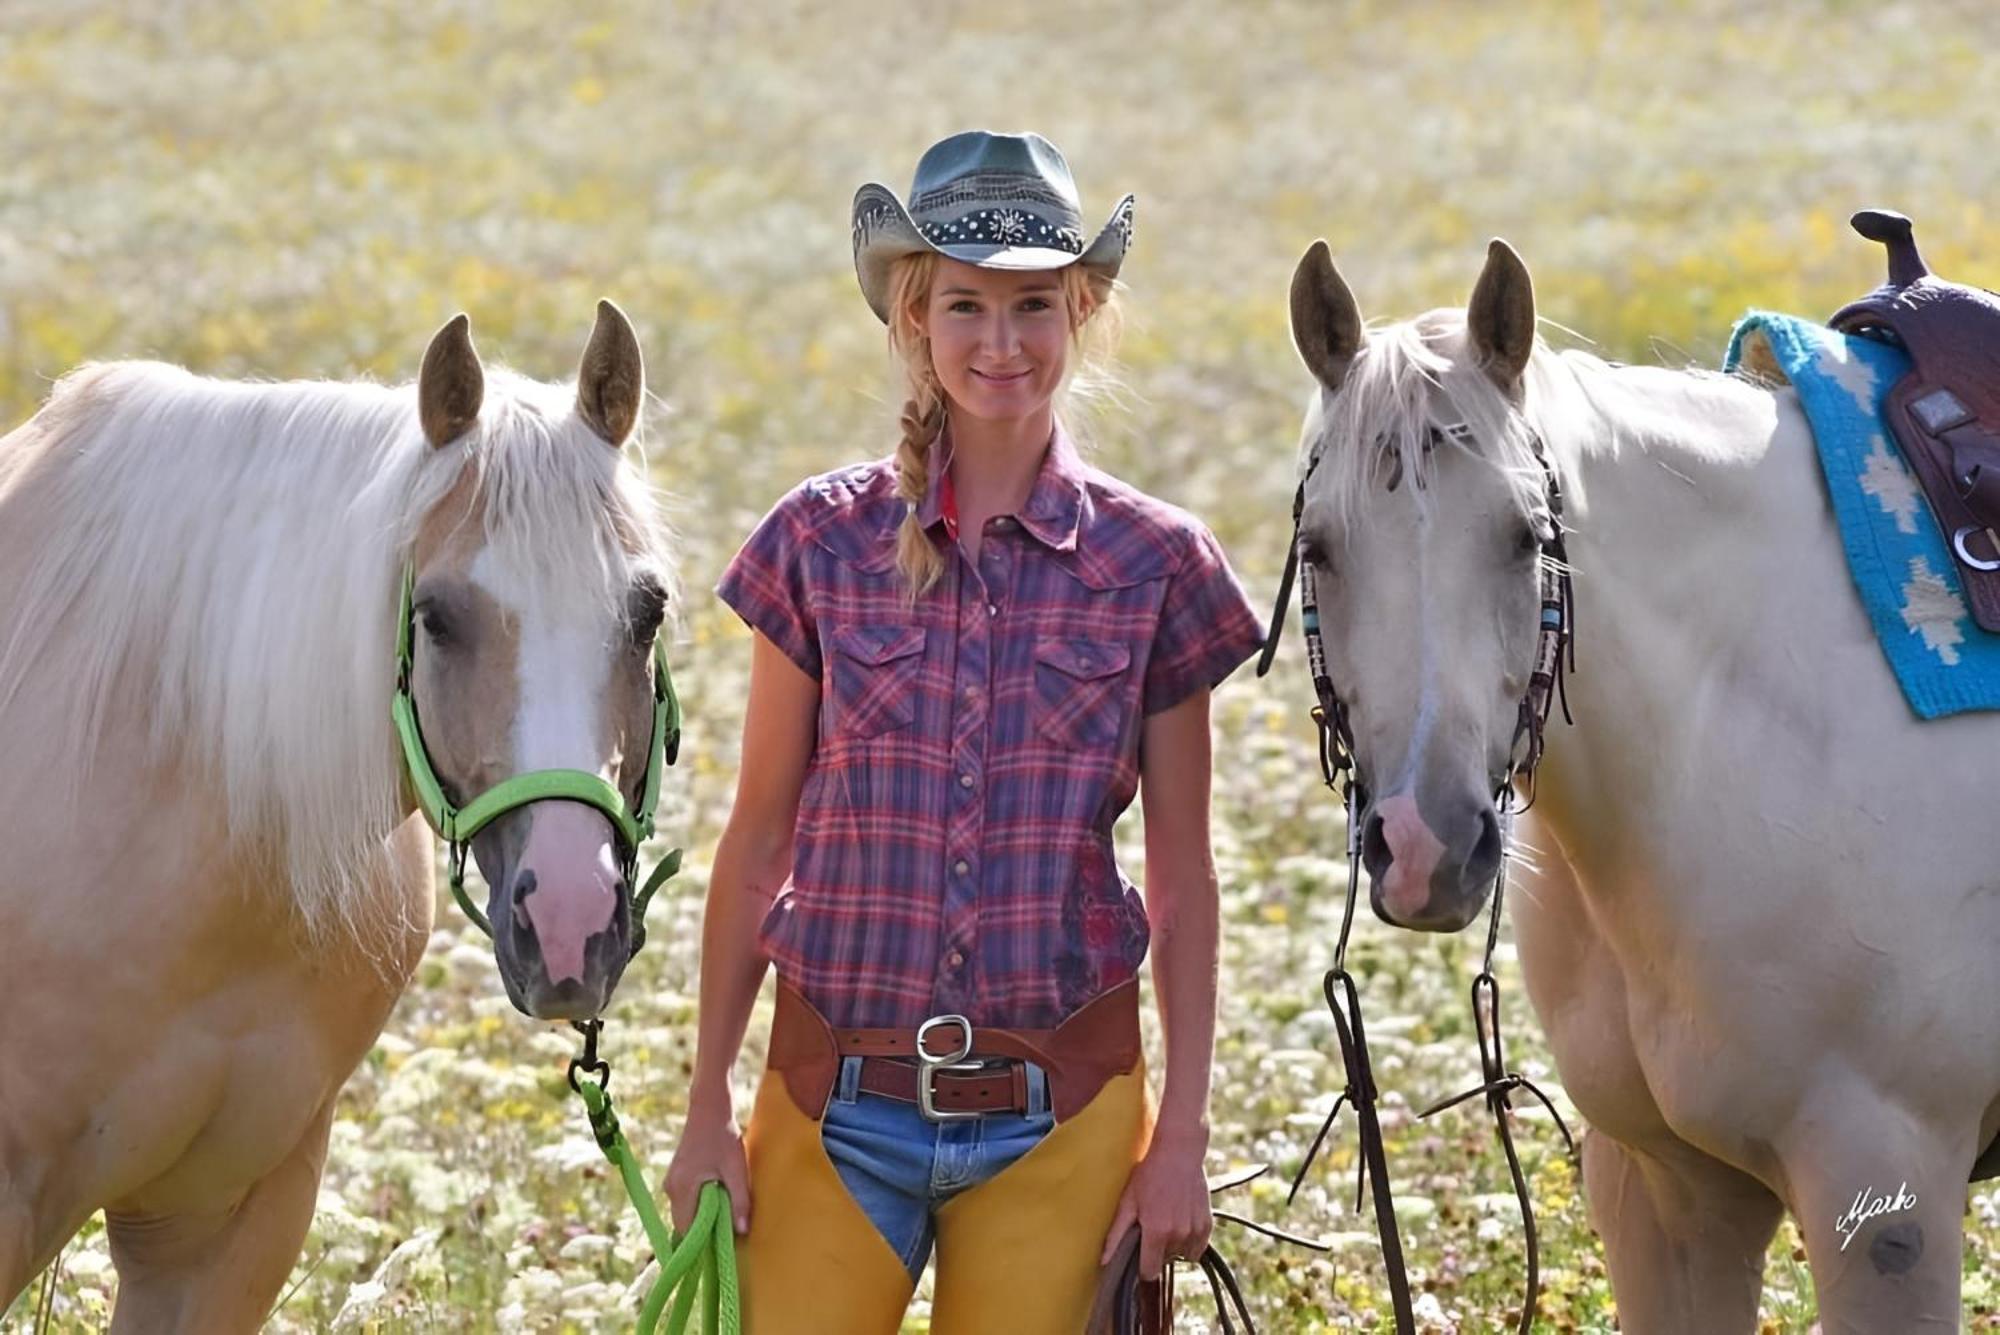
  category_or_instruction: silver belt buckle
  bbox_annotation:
[914,1013,983,1122]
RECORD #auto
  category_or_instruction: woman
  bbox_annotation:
[665,130,1265,1332]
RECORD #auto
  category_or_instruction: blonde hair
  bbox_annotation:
[886,253,1121,598]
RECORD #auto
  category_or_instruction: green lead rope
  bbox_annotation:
[573,1070,740,1334]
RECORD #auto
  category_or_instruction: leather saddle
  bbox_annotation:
[1832,212,2000,1181]
[1830,208,2000,631]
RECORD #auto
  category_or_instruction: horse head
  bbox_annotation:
[1288,239,1559,932]
[402,301,672,1019]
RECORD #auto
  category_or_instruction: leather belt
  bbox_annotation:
[767,978,1141,1123]
[852,1056,1036,1115]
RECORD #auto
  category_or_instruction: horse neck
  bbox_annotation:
[1529,356,1819,866]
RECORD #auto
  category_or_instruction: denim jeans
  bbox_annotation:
[818,1055,1054,1279]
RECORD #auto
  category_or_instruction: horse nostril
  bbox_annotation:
[1360,810,1393,880]
[1467,807,1504,878]
[508,869,538,944]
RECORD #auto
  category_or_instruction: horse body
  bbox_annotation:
[0,741,428,1329]
[1287,243,2000,1331]
[0,307,670,1328]
[1523,359,2000,1329]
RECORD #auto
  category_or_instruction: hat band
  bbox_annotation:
[918,207,1085,254]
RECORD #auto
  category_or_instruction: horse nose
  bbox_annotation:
[505,867,540,962]
[1463,805,1504,890]
[1368,794,1449,921]
[1360,808,1393,883]
[513,866,627,988]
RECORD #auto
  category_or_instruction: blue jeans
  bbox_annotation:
[818,1055,1054,1280]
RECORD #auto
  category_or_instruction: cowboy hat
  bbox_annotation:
[851,130,1135,323]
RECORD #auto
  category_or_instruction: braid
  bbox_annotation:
[886,254,948,600]
[893,370,948,598]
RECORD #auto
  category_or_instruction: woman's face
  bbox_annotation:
[921,258,1074,427]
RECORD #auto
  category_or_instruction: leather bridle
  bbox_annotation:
[1258,421,1579,1335]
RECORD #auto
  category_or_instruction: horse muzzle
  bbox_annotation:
[1361,791,1503,932]
[478,802,633,1020]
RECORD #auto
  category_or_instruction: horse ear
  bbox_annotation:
[576,298,645,447]
[1290,240,1365,396]
[1466,238,1536,390]
[418,314,484,448]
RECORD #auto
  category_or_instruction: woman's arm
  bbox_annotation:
[1100,686,1221,1278]
[665,630,819,1233]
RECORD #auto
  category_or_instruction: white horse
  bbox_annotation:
[0,303,673,1330]
[1285,239,2000,1332]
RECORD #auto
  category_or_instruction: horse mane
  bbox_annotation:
[1298,308,1590,531]
[0,360,672,952]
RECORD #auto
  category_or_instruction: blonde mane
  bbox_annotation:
[0,360,672,948]
[1298,308,1588,532]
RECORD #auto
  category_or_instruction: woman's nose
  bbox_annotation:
[984,314,1022,357]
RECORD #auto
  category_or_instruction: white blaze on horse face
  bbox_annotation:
[1393,502,1443,798]
[471,547,623,980]
[471,548,620,779]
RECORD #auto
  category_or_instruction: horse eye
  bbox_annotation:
[627,580,668,645]
[417,603,453,646]
[1299,536,1329,569]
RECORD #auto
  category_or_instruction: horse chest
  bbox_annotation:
[1514,852,1779,1165]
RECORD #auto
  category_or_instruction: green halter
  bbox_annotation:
[391,562,684,949]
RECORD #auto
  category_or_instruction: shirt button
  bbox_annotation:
[947,950,965,968]
[995,517,1015,530]
[953,859,970,875]
[963,686,980,702]
[986,603,998,617]
[958,773,975,790]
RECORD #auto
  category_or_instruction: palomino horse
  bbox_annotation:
[1284,240,2000,1331]
[0,303,674,1330]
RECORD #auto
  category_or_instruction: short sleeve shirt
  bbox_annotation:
[716,426,1265,1029]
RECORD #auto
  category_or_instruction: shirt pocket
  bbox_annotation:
[826,624,927,739]
[1032,636,1134,750]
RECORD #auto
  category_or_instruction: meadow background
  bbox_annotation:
[5,0,2000,1329]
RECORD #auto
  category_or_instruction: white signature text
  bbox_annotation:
[1834,1181,1917,1252]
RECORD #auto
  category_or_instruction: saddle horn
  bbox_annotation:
[1851,208,1930,288]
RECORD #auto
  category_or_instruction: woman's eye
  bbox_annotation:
[1019,297,1052,313]
[948,300,980,314]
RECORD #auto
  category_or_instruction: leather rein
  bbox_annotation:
[1257,421,1580,1334]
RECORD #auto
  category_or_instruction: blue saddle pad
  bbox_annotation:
[1726,311,2000,718]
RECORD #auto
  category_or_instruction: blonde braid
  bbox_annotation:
[887,253,948,599]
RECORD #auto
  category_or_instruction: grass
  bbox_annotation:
[5,1,2000,1329]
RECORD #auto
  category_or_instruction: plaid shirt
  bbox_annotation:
[716,426,1264,1029]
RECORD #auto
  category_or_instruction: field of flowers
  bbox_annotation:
[5,1,2000,1329]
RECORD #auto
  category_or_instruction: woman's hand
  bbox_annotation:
[664,1102,752,1236]
[1099,1122,1213,1279]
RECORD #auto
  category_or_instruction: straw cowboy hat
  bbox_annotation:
[851,130,1135,323]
